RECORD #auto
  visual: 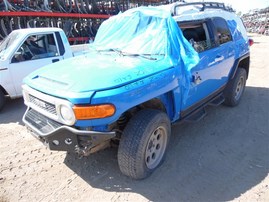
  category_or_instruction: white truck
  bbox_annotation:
[0,27,89,110]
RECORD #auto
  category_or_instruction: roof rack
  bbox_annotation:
[173,2,235,15]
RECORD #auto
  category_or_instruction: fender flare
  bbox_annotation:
[0,85,8,96]
[229,53,250,80]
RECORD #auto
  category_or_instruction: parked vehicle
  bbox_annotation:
[0,27,90,110]
[22,2,252,179]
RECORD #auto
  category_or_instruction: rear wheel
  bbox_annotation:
[223,68,247,107]
[117,109,171,179]
[0,90,6,111]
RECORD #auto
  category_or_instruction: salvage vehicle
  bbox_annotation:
[0,27,90,110]
[22,2,252,179]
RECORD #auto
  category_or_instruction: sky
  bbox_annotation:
[188,0,269,14]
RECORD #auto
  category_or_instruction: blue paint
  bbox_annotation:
[23,6,250,131]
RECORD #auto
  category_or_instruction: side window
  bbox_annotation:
[47,34,58,56]
[55,32,65,56]
[212,18,232,44]
[179,22,217,53]
[11,33,59,63]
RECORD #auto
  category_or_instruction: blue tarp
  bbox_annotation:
[92,6,199,102]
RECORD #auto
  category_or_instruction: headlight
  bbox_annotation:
[59,104,75,124]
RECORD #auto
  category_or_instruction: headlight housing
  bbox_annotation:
[59,104,75,125]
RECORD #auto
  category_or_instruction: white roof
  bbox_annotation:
[173,9,238,22]
[158,2,239,22]
[169,3,248,41]
[12,27,63,35]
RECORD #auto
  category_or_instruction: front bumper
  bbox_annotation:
[23,108,116,152]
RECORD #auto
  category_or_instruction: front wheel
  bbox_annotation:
[223,68,247,107]
[117,109,171,180]
[0,90,6,111]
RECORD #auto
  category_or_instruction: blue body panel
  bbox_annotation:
[181,41,235,109]
[24,52,174,104]
[23,6,250,130]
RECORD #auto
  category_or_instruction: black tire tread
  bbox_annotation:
[0,90,5,111]
[118,109,170,179]
[223,68,247,107]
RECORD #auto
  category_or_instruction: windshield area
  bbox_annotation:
[92,12,169,56]
[0,31,20,54]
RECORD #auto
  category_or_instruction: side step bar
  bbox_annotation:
[209,94,225,106]
[175,93,225,123]
[184,108,207,122]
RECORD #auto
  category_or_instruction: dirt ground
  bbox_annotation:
[0,34,269,202]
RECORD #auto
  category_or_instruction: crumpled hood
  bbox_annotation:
[24,52,174,100]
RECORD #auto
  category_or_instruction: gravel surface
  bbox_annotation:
[0,34,268,202]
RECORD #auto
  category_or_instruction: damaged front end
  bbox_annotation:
[23,108,116,157]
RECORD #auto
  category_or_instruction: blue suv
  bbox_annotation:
[22,2,252,179]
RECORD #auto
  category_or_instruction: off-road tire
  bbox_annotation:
[118,109,171,180]
[223,68,247,107]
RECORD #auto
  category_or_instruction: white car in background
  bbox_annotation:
[0,27,90,110]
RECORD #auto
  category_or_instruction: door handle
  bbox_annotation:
[192,72,202,84]
[215,55,224,63]
[52,59,60,63]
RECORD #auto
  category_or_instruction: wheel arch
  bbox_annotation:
[230,53,250,80]
[112,91,175,133]
[0,85,7,111]
[139,91,174,116]
[0,85,8,96]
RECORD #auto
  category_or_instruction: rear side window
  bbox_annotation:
[179,21,217,53]
[212,18,232,44]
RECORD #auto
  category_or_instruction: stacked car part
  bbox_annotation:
[0,0,169,43]
[242,7,269,36]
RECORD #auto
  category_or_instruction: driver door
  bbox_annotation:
[8,33,63,97]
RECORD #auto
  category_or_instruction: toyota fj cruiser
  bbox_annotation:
[22,2,252,179]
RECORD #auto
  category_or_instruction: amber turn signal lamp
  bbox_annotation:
[73,104,115,120]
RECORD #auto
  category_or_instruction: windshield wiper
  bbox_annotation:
[122,53,165,60]
[96,49,163,60]
[111,49,123,56]
[127,54,157,60]
[96,48,120,53]
[96,48,123,56]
